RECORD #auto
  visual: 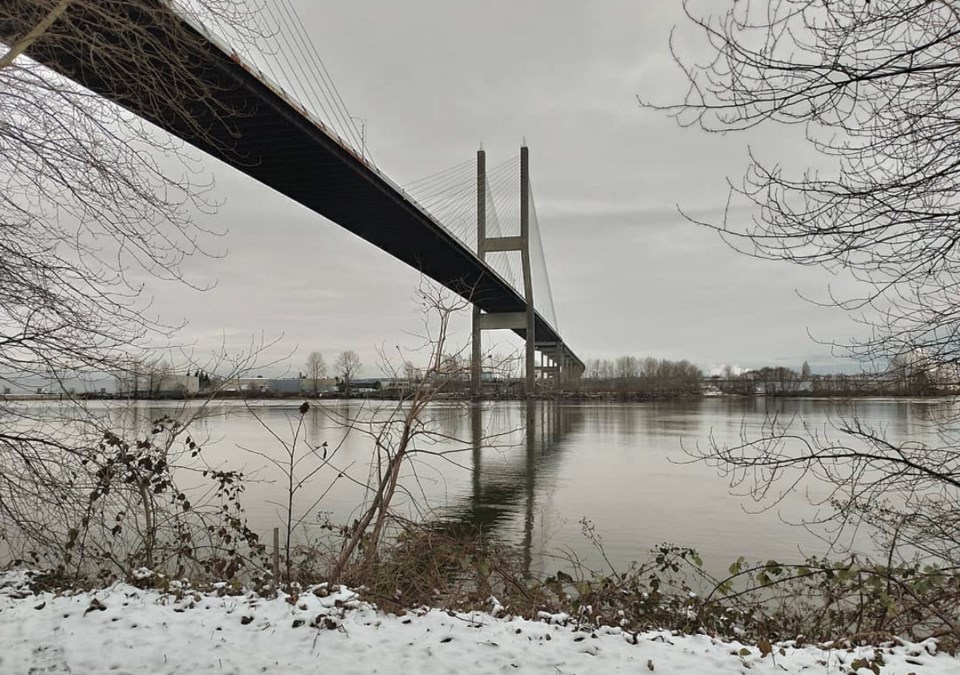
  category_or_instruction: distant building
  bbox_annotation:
[337,377,400,394]
[118,372,200,398]
[220,376,337,396]
[338,377,383,393]
[298,377,338,395]
[237,376,270,394]
[148,374,200,397]
[753,380,813,395]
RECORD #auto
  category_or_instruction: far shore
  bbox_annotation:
[4,391,956,403]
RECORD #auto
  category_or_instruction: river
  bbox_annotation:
[13,397,952,577]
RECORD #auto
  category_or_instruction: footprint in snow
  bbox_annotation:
[27,645,72,674]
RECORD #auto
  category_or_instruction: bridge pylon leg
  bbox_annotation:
[471,149,486,397]
[520,146,536,396]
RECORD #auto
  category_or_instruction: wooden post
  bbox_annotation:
[272,526,281,587]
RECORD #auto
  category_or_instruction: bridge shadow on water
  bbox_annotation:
[433,401,584,575]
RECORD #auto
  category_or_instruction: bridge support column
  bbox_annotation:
[471,149,486,397]
[520,146,536,395]
[558,352,565,393]
[535,343,567,392]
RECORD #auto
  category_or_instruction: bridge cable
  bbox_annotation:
[483,173,520,290]
[490,163,521,235]
[484,162,518,235]
[404,163,479,248]
[275,0,368,159]
[404,159,474,190]
[432,187,477,247]
[411,172,475,220]
[405,162,476,205]
[281,0,366,154]
[262,1,347,147]
[487,162,523,291]
[271,0,365,156]
[171,1,369,162]
[402,156,531,293]
[528,181,559,332]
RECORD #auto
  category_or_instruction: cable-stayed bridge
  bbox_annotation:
[0,0,584,391]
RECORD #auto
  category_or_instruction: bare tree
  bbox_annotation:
[0,342,275,579]
[334,350,361,396]
[0,1,269,575]
[650,0,960,377]
[329,285,477,580]
[580,355,702,396]
[146,359,172,398]
[238,400,350,585]
[305,351,326,395]
[228,282,520,586]
[655,0,960,563]
[403,360,420,383]
[615,355,640,383]
[0,1,264,387]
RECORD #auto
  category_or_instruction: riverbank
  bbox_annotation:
[0,572,954,675]
[6,389,952,402]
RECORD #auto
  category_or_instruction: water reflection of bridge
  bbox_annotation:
[105,399,583,575]
[439,401,583,573]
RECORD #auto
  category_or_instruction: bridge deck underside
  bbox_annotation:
[0,0,581,370]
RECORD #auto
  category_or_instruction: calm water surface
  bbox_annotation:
[41,398,952,576]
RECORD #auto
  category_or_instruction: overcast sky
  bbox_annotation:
[140,0,869,378]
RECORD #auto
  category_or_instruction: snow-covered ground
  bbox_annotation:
[0,571,956,674]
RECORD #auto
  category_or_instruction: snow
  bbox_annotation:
[1,572,957,674]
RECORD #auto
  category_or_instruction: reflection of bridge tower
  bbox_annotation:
[465,401,577,577]
[471,147,582,395]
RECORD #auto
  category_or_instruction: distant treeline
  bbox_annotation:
[579,357,702,397]
[710,364,954,397]
[578,358,955,400]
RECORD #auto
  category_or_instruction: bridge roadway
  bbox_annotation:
[0,1,582,372]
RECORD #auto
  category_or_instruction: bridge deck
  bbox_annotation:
[0,0,582,370]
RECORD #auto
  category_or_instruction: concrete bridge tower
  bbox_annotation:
[472,146,561,396]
